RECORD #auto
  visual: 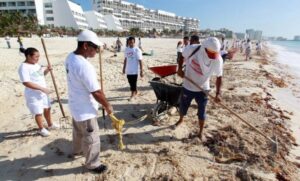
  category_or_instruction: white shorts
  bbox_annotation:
[26,94,51,115]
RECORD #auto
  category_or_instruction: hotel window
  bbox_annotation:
[44,3,52,8]
[17,1,26,6]
[19,9,26,13]
[27,1,35,6]
[8,2,16,7]
[46,17,54,21]
[46,10,53,14]
[0,2,6,7]
[28,9,36,14]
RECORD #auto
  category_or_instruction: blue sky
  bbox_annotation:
[74,0,300,39]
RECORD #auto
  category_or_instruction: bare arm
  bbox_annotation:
[177,54,184,77]
[139,59,143,77]
[44,66,52,75]
[91,90,113,115]
[23,82,51,94]
[122,58,127,74]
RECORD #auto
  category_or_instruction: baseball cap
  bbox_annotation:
[203,37,221,52]
[77,29,103,46]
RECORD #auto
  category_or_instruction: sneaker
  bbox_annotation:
[39,128,50,137]
[89,164,108,174]
[48,123,60,130]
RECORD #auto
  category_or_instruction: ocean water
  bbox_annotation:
[268,41,300,78]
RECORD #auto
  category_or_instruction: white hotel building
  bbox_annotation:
[0,0,89,29]
[84,10,108,30]
[0,0,199,32]
[92,0,200,32]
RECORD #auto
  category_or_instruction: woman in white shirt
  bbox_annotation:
[122,37,144,100]
[18,48,58,137]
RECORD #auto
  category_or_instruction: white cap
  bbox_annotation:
[203,37,221,52]
[77,29,103,46]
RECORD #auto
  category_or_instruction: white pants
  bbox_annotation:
[26,93,51,115]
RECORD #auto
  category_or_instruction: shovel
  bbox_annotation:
[41,38,69,129]
[184,76,278,154]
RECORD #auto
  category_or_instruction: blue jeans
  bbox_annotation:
[179,87,208,121]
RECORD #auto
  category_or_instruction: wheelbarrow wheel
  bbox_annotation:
[152,101,169,126]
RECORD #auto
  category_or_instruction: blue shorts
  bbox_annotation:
[179,87,208,121]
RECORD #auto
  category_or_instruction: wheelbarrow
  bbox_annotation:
[148,65,182,125]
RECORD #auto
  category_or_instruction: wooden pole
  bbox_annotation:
[41,38,66,118]
[99,48,106,120]
[184,76,276,144]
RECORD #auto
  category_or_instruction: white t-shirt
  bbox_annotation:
[182,44,223,92]
[182,44,188,53]
[246,42,252,50]
[65,53,100,122]
[177,46,183,53]
[18,63,47,98]
[125,47,143,75]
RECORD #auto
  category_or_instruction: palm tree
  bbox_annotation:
[0,12,38,36]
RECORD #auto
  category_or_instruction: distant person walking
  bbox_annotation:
[5,35,11,49]
[256,41,262,55]
[116,37,122,52]
[138,37,144,52]
[17,35,24,49]
[221,37,225,50]
[240,40,244,53]
[65,29,113,174]
[123,36,144,100]
[245,39,252,61]
[176,41,183,63]
[18,47,59,137]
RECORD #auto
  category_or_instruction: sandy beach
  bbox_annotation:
[0,37,300,180]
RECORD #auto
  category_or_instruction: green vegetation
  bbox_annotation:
[0,12,198,38]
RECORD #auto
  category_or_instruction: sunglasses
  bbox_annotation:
[205,48,219,59]
[87,42,99,50]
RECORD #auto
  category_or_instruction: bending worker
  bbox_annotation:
[175,36,223,141]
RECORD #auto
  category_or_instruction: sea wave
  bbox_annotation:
[268,42,300,78]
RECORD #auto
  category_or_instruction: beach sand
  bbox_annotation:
[0,37,300,180]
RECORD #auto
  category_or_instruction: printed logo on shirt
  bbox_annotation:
[191,59,203,75]
[31,67,44,78]
[126,52,134,60]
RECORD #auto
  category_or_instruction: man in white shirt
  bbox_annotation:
[122,36,143,100]
[65,29,113,174]
[245,39,252,61]
[182,36,190,52]
[176,36,223,140]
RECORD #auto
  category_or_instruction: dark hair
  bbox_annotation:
[128,36,135,42]
[190,35,200,43]
[177,41,182,47]
[20,47,38,57]
[77,41,85,48]
[183,36,189,40]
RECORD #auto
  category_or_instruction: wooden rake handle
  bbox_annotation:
[184,76,276,144]
[41,38,66,118]
[99,48,106,120]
